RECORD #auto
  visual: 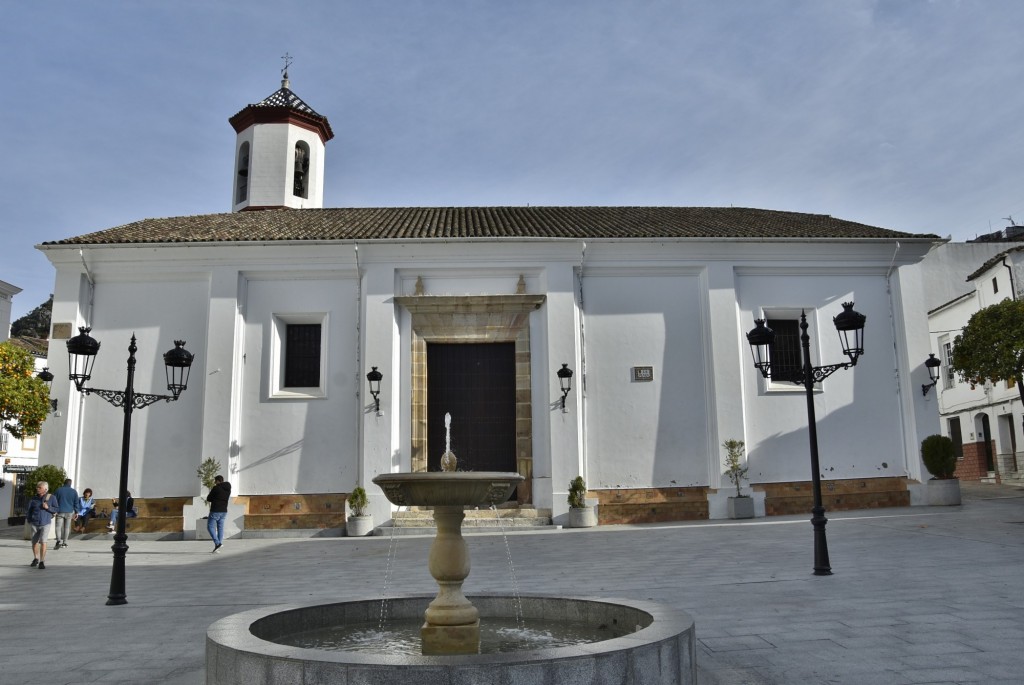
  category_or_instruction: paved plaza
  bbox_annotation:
[2,481,1022,684]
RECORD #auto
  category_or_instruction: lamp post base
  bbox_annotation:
[811,506,832,576]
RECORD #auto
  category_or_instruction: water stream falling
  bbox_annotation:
[492,503,525,631]
[378,505,402,632]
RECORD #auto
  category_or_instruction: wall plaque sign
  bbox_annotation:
[631,366,654,382]
[52,322,73,339]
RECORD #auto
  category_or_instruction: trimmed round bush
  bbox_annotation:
[921,434,956,479]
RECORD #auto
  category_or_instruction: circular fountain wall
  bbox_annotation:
[207,594,696,684]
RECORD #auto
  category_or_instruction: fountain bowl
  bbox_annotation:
[207,594,696,684]
[373,471,524,507]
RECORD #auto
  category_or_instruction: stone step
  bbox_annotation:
[378,507,552,535]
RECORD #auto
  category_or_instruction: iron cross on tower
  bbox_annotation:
[281,52,293,78]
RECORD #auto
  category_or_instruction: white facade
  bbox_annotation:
[36,235,940,522]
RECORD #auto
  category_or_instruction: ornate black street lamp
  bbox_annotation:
[66,327,194,605]
[746,302,866,576]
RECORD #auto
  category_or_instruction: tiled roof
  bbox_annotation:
[228,80,333,141]
[966,245,1024,281]
[41,206,938,246]
[252,87,319,116]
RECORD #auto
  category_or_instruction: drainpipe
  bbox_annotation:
[884,241,916,480]
[576,241,588,482]
[354,243,363,486]
[79,249,95,326]
[1002,257,1016,300]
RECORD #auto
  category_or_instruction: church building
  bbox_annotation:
[36,75,942,530]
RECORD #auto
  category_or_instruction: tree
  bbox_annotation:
[0,341,50,439]
[951,298,1024,405]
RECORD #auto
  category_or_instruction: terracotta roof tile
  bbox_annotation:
[41,207,937,246]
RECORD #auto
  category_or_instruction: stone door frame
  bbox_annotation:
[394,294,545,503]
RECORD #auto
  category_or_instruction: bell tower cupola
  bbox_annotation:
[228,57,334,212]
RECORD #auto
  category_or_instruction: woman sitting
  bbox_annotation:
[73,488,96,533]
[107,492,137,531]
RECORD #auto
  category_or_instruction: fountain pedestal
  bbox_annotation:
[423,505,479,654]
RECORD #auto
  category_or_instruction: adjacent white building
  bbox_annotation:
[34,77,944,527]
[1,282,47,521]
[926,237,1024,483]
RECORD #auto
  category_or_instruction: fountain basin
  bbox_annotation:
[373,471,524,507]
[207,594,696,684]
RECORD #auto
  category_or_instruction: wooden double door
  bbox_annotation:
[426,342,517,474]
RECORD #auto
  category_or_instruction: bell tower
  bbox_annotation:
[228,59,334,211]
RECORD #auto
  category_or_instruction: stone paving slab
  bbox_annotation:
[1,481,1021,684]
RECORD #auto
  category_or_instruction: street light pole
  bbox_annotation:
[67,329,193,605]
[799,314,832,576]
[747,303,866,576]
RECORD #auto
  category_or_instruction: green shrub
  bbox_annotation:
[921,434,957,479]
[24,464,68,498]
[567,476,588,509]
[348,486,369,516]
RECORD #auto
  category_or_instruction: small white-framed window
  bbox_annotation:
[270,312,328,399]
[760,308,819,391]
[941,338,955,390]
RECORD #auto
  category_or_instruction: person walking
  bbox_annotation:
[206,475,231,553]
[53,478,79,549]
[26,481,58,569]
[74,488,96,533]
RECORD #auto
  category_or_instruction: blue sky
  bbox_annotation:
[3,0,1024,320]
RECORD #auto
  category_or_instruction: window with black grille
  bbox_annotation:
[284,323,321,388]
[766,318,801,382]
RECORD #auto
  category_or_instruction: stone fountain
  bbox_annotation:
[372,413,523,655]
[206,414,696,683]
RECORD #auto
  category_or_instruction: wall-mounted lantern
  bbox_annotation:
[35,367,58,413]
[922,353,941,396]
[366,366,383,413]
[557,363,574,411]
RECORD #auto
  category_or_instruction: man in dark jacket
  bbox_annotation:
[26,481,58,569]
[206,475,231,553]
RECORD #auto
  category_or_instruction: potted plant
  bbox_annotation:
[346,486,374,536]
[723,439,754,519]
[567,476,597,528]
[921,434,961,505]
